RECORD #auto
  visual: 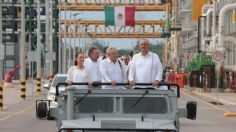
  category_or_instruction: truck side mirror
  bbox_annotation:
[43,84,50,90]
[186,101,197,120]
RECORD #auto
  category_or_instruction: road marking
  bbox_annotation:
[0,103,35,122]
[181,89,231,113]
[224,113,236,117]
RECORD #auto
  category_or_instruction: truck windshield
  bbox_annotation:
[52,76,67,87]
[123,97,168,114]
[74,97,113,113]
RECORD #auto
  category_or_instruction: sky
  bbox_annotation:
[60,10,165,49]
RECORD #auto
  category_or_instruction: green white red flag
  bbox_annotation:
[105,6,135,26]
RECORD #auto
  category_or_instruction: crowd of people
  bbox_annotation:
[66,39,163,89]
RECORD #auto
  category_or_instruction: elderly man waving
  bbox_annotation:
[128,39,163,88]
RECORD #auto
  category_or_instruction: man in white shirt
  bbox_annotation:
[121,54,130,70]
[121,55,130,66]
[129,39,163,88]
[84,47,102,82]
[100,47,127,89]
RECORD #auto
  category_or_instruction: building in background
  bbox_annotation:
[164,0,236,89]
[0,0,59,79]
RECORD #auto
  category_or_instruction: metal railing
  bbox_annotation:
[55,82,180,97]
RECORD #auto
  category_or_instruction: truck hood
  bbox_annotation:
[60,118,177,131]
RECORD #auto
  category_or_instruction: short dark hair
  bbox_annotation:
[88,47,98,58]
[103,47,108,54]
[130,51,135,57]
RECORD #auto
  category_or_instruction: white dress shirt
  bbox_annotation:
[84,58,102,82]
[67,66,92,89]
[100,58,126,89]
[129,52,163,84]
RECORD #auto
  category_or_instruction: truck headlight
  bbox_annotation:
[49,94,56,101]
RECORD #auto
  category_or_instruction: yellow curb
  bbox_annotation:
[224,113,236,117]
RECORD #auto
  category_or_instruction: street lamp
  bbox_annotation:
[71,12,83,63]
[74,17,83,62]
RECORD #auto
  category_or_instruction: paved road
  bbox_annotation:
[0,88,236,132]
[180,90,236,132]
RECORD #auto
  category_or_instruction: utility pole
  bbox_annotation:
[49,0,54,81]
[62,6,67,73]
[72,14,82,63]
[0,2,3,83]
[73,15,76,62]
[36,0,41,95]
[20,0,26,99]
[69,11,72,68]
[58,1,62,73]
[0,3,3,110]
[45,0,50,79]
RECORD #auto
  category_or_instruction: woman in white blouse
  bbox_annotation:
[66,52,93,89]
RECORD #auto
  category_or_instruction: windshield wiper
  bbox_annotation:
[74,89,91,106]
[131,90,149,108]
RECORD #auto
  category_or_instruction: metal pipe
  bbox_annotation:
[224,65,236,71]
[198,16,206,53]
[201,4,213,15]
[201,16,206,51]
[218,3,236,52]
[224,36,236,45]
[212,0,217,50]
[210,35,236,50]
[206,9,213,36]
[217,3,236,90]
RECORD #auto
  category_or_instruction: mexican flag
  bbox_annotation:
[105,6,135,26]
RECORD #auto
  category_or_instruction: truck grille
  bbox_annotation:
[101,120,136,129]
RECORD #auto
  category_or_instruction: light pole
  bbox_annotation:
[69,13,82,66]
[58,0,62,73]
[68,11,72,67]
[84,28,92,54]
[49,0,53,79]
[36,0,41,95]
[62,3,67,73]
[0,2,3,83]
[81,25,86,54]
[72,15,82,61]
[45,0,50,79]
[20,0,26,99]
